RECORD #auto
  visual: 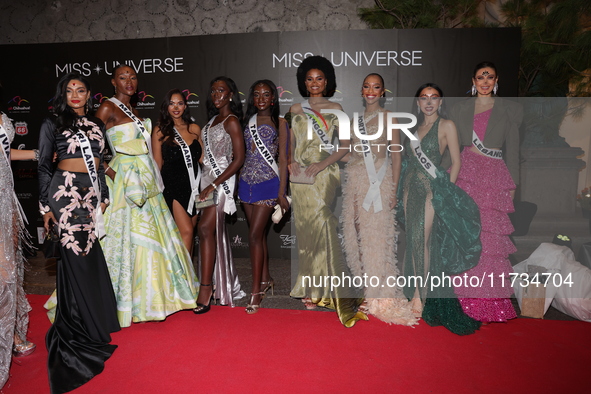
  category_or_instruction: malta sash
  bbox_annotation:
[1,121,27,225]
[472,130,503,159]
[75,130,106,239]
[355,112,388,212]
[248,115,279,176]
[202,116,236,214]
[173,127,201,215]
[108,97,165,191]
[301,100,333,153]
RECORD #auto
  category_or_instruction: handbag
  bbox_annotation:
[43,223,60,259]
[271,196,292,224]
[290,166,315,184]
[195,189,219,209]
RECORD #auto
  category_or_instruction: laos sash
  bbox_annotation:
[355,113,387,213]
[173,127,201,215]
[109,97,164,191]
[301,100,333,153]
[248,115,279,177]
[202,116,236,215]
[75,130,106,239]
[410,131,438,179]
[472,130,503,159]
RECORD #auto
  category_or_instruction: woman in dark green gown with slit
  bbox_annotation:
[399,83,481,335]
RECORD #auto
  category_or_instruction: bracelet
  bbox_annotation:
[211,180,218,188]
[33,149,39,161]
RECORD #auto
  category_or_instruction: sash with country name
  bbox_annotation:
[301,100,333,153]
[202,116,236,214]
[472,130,503,159]
[356,112,388,212]
[173,127,201,215]
[248,115,279,176]
[109,97,165,191]
[410,130,438,179]
[75,130,106,239]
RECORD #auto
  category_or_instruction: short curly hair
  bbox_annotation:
[296,55,337,98]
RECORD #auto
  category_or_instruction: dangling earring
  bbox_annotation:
[437,106,441,114]
[84,101,89,114]
[471,85,477,96]
[230,97,233,102]
[493,83,498,95]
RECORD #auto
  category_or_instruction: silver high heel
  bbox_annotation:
[246,292,265,314]
[261,279,274,296]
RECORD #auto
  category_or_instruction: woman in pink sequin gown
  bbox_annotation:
[451,62,523,323]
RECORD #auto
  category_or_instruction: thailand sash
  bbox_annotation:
[1,121,27,225]
[75,130,106,239]
[410,130,438,179]
[109,97,165,191]
[472,130,503,159]
[356,113,387,212]
[248,115,279,177]
[202,115,236,214]
[301,100,333,153]
[173,127,201,215]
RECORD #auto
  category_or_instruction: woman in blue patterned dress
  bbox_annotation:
[238,80,289,314]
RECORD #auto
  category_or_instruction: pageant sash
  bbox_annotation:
[1,120,27,225]
[0,123,11,162]
[410,130,438,179]
[355,113,387,213]
[472,130,503,159]
[248,115,279,177]
[75,130,106,239]
[202,115,236,214]
[301,100,333,153]
[173,127,201,215]
[108,97,165,191]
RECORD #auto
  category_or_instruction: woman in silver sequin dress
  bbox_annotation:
[194,76,245,314]
[0,110,38,389]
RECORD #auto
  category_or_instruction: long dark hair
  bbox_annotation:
[410,82,448,132]
[243,79,280,129]
[157,88,193,144]
[296,56,337,98]
[52,73,92,132]
[205,76,243,120]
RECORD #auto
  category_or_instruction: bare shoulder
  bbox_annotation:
[438,118,457,134]
[189,123,201,138]
[289,103,303,115]
[326,101,343,110]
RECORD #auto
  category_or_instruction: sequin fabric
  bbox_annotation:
[455,108,518,322]
[240,123,278,184]
[0,113,31,389]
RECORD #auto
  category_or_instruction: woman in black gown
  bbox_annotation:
[38,73,120,393]
[152,88,202,255]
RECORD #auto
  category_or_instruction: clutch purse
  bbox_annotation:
[43,223,61,259]
[271,196,292,224]
[290,166,315,184]
[195,189,219,209]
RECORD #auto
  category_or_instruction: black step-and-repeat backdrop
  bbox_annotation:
[0,28,520,257]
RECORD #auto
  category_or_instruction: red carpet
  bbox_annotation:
[3,295,590,393]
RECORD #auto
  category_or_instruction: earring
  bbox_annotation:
[493,83,498,95]
[471,85,476,96]
[437,106,441,114]
[230,97,232,102]
[84,101,89,114]
[271,102,274,106]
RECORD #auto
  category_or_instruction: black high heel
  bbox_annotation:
[193,284,214,315]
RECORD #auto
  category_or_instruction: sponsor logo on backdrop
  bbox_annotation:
[136,91,156,110]
[55,58,185,77]
[385,89,394,104]
[92,93,110,109]
[14,121,29,136]
[8,97,31,113]
[277,86,294,105]
[182,89,200,108]
[231,235,249,248]
[272,51,423,68]
[280,234,296,249]
[238,91,246,105]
